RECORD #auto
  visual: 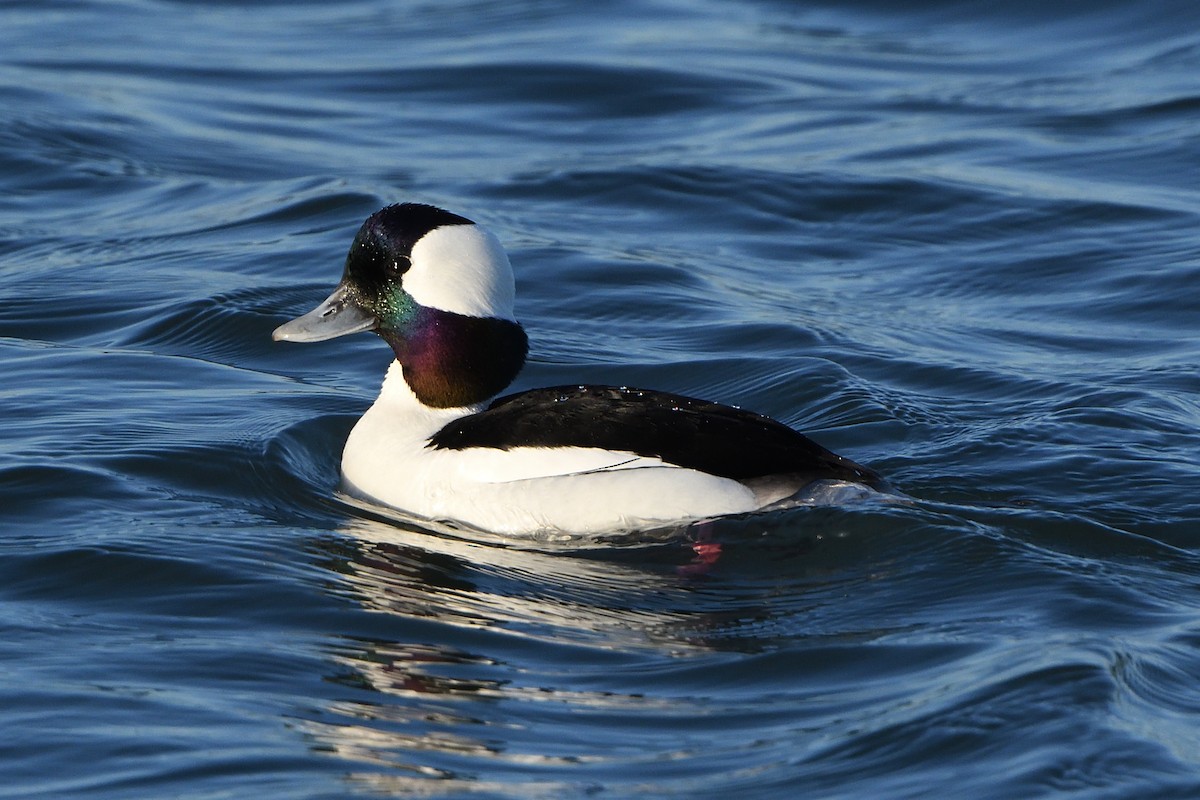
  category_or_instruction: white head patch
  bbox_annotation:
[404,224,517,321]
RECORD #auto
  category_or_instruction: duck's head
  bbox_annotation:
[274,203,528,408]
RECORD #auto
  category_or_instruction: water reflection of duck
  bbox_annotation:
[301,511,869,785]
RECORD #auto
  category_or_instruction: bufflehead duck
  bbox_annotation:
[274,203,885,535]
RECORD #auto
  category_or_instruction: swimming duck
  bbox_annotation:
[274,203,885,535]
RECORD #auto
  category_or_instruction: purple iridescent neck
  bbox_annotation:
[378,306,528,408]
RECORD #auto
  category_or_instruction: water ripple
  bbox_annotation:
[4,0,1200,797]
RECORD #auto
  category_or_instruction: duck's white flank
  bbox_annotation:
[341,362,760,535]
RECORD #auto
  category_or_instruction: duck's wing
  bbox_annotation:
[428,385,884,488]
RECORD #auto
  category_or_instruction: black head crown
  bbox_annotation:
[343,203,475,294]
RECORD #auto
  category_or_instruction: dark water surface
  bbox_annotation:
[3,1,1200,797]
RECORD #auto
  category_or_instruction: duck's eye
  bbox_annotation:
[386,255,412,277]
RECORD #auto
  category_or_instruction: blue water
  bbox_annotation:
[3,0,1200,797]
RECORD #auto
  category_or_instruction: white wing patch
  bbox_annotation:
[454,446,674,483]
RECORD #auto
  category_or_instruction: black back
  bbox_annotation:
[428,385,884,487]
